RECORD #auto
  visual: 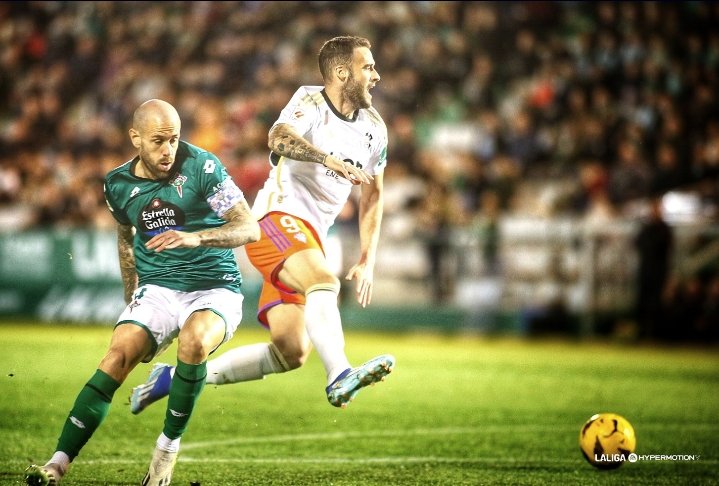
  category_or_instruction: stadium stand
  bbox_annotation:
[1,2,717,341]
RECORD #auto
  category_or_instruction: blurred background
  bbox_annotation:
[0,1,717,343]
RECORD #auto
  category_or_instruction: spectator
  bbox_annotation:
[634,198,673,340]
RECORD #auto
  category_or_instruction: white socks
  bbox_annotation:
[206,343,289,384]
[156,432,181,453]
[202,286,351,387]
[304,287,351,384]
[48,451,70,471]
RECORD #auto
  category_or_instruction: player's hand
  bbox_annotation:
[145,230,200,252]
[345,262,374,308]
[323,155,373,185]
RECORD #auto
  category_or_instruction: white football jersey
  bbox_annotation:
[252,86,388,240]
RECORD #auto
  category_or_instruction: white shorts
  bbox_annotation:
[116,284,244,362]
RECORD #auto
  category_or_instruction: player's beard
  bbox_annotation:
[345,71,371,110]
[139,148,174,180]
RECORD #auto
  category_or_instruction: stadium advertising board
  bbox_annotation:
[0,230,125,323]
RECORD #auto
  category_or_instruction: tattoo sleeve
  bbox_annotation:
[117,223,138,304]
[268,123,326,164]
[197,198,260,248]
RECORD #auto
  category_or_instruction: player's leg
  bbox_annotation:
[142,288,241,486]
[25,323,151,485]
[129,287,306,414]
[267,303,312,368]
[142,310,223,486]
[278,248,352,383]
[206,302,308,384]
[128,337,289,415]
[279,248,394,407]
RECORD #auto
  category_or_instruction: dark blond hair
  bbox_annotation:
[318,36,371,81]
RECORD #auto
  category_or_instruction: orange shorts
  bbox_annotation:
[245,211,324,326]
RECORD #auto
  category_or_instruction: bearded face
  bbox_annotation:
[344,68,372,109]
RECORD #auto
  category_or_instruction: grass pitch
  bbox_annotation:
[1,321,718,485]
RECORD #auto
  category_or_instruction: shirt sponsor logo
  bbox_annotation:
[139,198,186,235]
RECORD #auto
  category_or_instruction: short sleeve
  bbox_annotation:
[273,87,320,137]
[103,181,131,225]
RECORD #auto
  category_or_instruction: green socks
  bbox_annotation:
[56,370,120,460]
[163,359,207,440]
[53,361,207,458]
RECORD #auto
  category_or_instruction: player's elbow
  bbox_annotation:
[267,126,280,150]
[248,222,261,244]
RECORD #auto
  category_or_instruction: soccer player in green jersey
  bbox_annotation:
[25,99,260,486]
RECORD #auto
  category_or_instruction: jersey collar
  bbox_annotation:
[321,89,358,122]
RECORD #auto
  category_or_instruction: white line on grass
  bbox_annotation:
[181,426,490,450]
[181,423,719,451]
[178,456,577,465]
[69,455,719,466]
[61,425,719,467]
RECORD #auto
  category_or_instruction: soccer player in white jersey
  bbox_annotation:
[131,36,394,413]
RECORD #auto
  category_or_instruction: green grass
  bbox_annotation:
[1,322,718,485]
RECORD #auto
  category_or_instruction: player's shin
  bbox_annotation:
[206,342,290,384]
[162,359,206,440]
[304,284,351,384]
[56,370,121,460]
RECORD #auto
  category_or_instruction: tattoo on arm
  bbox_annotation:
[269,124,326,164]
[197,200,260,248]
[117,224,138,303]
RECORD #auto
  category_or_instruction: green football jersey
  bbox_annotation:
[104,141,244,292]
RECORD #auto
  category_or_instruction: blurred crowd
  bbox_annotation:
[1,2,718,339]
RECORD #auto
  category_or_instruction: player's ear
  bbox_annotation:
[335,64,348,83]
[129,128,141,148]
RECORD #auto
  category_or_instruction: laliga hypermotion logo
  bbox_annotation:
[170,173,187,198]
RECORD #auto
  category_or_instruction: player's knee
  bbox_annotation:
[271,339,310,370]
[178,315,225,363]
[284,348,310,370]
[177,332,216,364]
[305,276,341,296]
[98,348,136,383]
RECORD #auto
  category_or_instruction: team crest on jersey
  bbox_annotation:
[291,109,305,120]
[170,173,188,198]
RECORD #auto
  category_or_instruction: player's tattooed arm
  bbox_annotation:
[268,123,371,184]
[117,223,138,304]
[269,123,326,164]
[145,199,260,252]
[197,199,260,248]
